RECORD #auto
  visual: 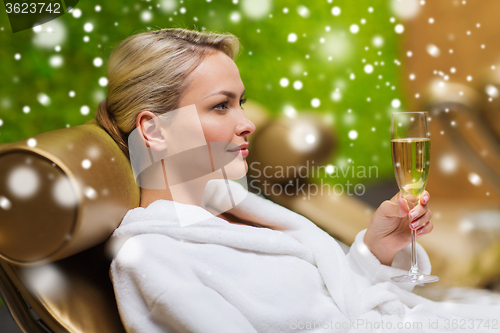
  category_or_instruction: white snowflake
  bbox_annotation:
[311,98,320,108]
[72,8,82,18]
[37,93,50,106]
[242,0,271,19]
[84,22,94,32]
[331,6,341,16]
[350,24,359,34]
[279,78,289,87]
[331,90,341,101]
[98,77,108,87]
[141,11,152,22]
[297,5,310,18]
[8,165,39,199]
[283,105,297,118]
[82,159,92,169]
[49,55,63,67]
[372,36,383,47]
[391,0,420,20]
[93,57,103,67]
[426,44,440,57]
[0,196,11,210]
[80,105,90,115]
[468,173,482,186]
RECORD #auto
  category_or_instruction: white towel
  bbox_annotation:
[106,179,500,332]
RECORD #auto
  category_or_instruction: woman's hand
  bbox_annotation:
[363,191,433,266]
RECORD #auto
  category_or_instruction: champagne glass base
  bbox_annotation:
[391,273,439,284]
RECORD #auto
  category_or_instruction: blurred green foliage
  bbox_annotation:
[0,0,406,187]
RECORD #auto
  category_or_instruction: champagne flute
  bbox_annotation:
[390,112,439,284]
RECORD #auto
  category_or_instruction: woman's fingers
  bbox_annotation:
[420,191,430,205]
[397,198,410,217]
[409,196,431,222]
[409,209,433,229]
[378,198,409,219]
[416,220,433,237]
[390,191,431,221]
[415,191,432,237]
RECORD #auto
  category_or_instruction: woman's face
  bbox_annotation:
[177,50,256,175]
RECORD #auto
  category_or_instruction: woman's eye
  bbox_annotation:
[213,98,247,112]
[214,101,228,111]
[240,98,247,110]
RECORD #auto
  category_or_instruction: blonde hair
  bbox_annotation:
[95,28,240,158]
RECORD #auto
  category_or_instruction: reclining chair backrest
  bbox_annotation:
[0,119,140,332]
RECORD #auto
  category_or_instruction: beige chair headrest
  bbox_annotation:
[0,119,140,266]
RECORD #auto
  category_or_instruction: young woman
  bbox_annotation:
[97,28,497,332]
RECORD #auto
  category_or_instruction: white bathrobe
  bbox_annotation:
[106,179,500,333]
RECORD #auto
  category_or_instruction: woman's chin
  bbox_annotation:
[222,159,248,180]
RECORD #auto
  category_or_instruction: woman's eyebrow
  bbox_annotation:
[203,89,246,100]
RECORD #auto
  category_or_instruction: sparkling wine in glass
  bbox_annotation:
[391,112,439,284]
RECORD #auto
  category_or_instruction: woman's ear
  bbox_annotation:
[136,111,168,152]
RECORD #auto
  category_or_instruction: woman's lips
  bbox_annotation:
[227,148,249,157]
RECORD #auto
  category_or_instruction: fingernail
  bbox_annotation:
[411,220,419,229]
[416,228,424,235]
[410,211,416,220]
[422,196,429,204]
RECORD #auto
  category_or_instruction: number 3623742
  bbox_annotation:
[5,2,62,14]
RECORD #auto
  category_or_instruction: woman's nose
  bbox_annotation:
[235,111,256,137]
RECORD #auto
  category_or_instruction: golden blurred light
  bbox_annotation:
[391,0,421,20]
[0,196,12,210]
[22,264,67,299]
[52,176,78,208]
[468,173,482,186]
[426,44,440,57]
[439,154,458,174]
[289,123,320,153]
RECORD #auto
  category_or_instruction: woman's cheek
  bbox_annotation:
[203,118,232,143]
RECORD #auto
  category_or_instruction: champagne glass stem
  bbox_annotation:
[407,198,421,275]
[410,229,420,275]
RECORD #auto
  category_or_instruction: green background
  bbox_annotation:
[0,0,406,188]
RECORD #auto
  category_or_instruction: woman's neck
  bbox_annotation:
[138,162,216,209]
[140,188,173,208]
[140,188,265,228]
